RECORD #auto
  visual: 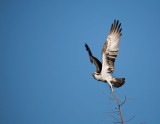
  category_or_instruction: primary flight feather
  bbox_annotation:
[85,20,125,92]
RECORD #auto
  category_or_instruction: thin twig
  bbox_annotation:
[109,115,119,122]
[125,115,135,123]
[111,92,124,124]
[120,96,127,106]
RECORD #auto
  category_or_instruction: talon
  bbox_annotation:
[108,81,115,93]
[112,89,116,92]
[110,86,115,92]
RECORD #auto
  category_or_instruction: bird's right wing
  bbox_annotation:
[101,20,122,73]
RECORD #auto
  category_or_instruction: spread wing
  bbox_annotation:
[101,20,122,73]
[85,43,102,73]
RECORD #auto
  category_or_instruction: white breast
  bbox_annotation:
[101,72,113,82]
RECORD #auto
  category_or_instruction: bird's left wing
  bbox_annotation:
[85,43,102,73]
[101,20,122,73]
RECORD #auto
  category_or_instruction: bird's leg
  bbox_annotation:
[108,81,115,92]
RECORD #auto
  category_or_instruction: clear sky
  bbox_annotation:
[1,0,160,124]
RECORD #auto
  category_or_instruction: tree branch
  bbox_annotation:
[111,92,125,124]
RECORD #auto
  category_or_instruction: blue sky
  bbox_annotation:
[1,0,160,124]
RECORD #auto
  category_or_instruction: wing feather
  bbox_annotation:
[102,20,122,73]
[85,43,102,73]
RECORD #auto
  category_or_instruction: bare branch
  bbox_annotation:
[109,115,119,122]
[111,92,124,124]
[120,96,127,106]
[125,115,136,123]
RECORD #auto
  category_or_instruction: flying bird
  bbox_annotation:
[85,20,125,92]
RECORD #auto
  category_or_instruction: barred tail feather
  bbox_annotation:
[111,78,125,88]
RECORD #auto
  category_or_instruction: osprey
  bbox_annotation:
[85,20,125,92]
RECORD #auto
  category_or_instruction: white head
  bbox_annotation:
[92,72,101,81]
